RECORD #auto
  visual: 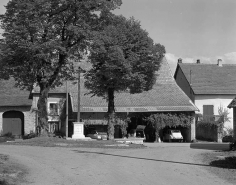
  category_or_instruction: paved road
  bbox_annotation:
[0,143,232,185]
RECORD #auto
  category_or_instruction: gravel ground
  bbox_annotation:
[0,143,235,185]
[198,150,236,184]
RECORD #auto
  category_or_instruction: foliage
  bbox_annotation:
[0,0,122,135]
[224,126,233,136]
[146,113,193,141]
[84,14,165,139]
[83,113,128,138]
[146,113,193,129]
[218,105,230,123]
[22,132,37,140]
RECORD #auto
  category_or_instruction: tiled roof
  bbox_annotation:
[228,97,236,108]
[177,63,236,94]
[68,57,198,112]
[0,78,32,106]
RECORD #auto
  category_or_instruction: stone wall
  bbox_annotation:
[0,106,36,135]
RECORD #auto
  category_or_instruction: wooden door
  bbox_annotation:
[3,118,22,135]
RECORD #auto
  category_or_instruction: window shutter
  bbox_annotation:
[203,105,214,121]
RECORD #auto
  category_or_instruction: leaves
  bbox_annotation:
[0,0,122,90]
[84,15,165,98]
[146,113,193,130]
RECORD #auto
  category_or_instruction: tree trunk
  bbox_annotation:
[37,85,50,137]
[107,88,115,140]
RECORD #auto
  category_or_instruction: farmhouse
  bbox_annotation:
[174,59,236,129]
[0,57,198,141]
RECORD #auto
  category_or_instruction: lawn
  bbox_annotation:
[0,136,146,149]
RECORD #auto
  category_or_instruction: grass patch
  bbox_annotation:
[0,137,145,149]
[0,154,26,185]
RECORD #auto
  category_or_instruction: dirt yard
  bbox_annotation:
[1,142,235,185]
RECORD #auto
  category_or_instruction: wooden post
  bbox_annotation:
[77,68,81,122]
[66,81,68,137]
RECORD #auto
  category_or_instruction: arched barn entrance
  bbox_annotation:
[2,111,24,136]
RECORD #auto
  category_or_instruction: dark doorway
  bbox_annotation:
[2,111,24,136]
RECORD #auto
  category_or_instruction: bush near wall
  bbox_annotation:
[196,119,223,142]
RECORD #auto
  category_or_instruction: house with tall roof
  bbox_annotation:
[174,58,236,129]
[1,57,198,141]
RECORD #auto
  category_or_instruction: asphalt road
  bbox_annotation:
[0,143,232,185]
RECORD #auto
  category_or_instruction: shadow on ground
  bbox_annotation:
[209,156,236,169]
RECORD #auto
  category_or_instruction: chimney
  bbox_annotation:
[217,59,222,67]
[178,58,182,63]
[196,59,200,64]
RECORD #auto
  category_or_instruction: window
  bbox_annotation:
[203,105,214,121]
[49,103,59,115]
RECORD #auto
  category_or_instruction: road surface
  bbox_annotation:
[0,143,232,185]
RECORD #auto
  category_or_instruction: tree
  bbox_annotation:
[84,15,165,139]
[0,0,122,136]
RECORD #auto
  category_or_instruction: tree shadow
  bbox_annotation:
[72,149,213,168]
[209,156,236,169]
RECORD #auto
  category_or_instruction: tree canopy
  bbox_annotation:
[0,0,122,135]
[0,0,122,90]
[84,15,165,139]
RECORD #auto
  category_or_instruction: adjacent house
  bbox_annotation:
[1,57,198,141]
[228,97,236,140]
[0,79,35,137]
[174,59,236,129]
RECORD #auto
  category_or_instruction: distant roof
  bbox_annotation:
[67,57,198,112]
[0,78,32,106]
[228,97,236,108]
[175,63,236,95]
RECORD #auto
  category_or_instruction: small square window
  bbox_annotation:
[49,103,58,115]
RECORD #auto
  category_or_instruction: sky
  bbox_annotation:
[1,0,236,73]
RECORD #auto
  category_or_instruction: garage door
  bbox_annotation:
[3,118,22,135]
[2,111,24,136]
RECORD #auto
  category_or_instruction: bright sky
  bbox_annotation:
[1,0,236,73]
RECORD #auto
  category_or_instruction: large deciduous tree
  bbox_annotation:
[0,0,122,136]
[84,15,165,139]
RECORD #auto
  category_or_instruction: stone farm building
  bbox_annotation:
[0,57,198,141]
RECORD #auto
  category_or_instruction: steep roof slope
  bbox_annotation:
[0,78,32,106]
[228,97,236,108]
[176,63,236,95]
[68,57,197,112]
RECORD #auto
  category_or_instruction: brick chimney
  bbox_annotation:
[217,59,222,67]
[178,58,182,63]
[196,59,200,64]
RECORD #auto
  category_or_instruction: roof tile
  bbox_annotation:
[178,63,236,94]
